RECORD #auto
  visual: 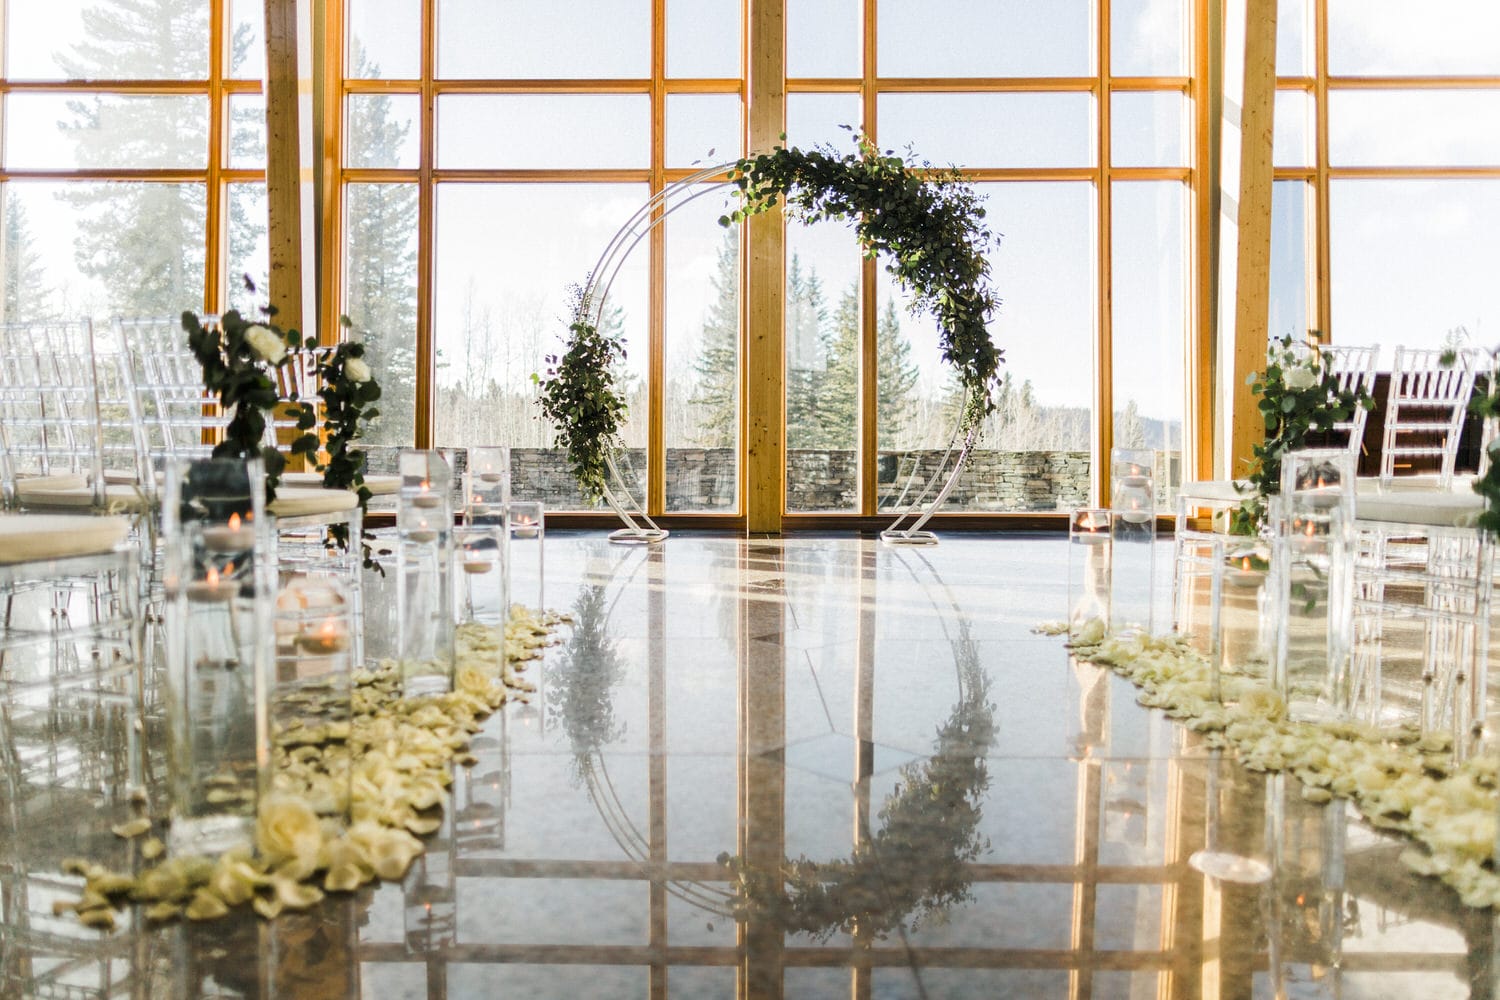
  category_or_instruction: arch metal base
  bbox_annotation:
[880,529,940,547]
[609,527,670,545]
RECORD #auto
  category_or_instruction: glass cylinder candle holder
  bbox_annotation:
[1109,448,1157,636]
[272,571,354,820]
[1271,450,1355,722]
[465,446,510,528]
[454,524,509,688]
[1068,508,1111,642]
[404,812,456,954]
[507,500,545,611]
[398,450,455,696]
[162,456,274,856]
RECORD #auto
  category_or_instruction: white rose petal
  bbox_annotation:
[1283,364,1317,391]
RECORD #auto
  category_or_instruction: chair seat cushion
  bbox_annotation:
[0,514,132,564]
[16,473,90,495]
[1356,491,1485,528]
[16,482,152,512]
[1177,479,1249,503]
[269,488,361,517]
[280,472,399,496]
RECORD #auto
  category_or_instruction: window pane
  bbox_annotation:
[666,188,741,512]
[1273,89,1312,168]
[226,182,268,315]
[437,95,650,169]
[1269,180,1311,340]
[1329,0,1500,76]
[348,0,421,79]
[3,94,207,170]
[432,183,650,510]
[437,0,649,79]
[668,0,740,77]
[880,0,1092,77]
[1111,0,1187,77]
[4,0,208,80]
[666,95,742,169]
[1331,180,1500,353]
[1112,181,1186,509]
[787,94,861,149]
[1329,90,1500,168]
[1276,0,1311,77]
[345,183,420,446]
[347,94,421,170]
[878,182,1095,512]
[788,0,862,78]
[785,221,861,513]
[1111,91,1185,168]
[228,94,266,170]
[1,181,206,318]
[229,0,266,79]
[879,93,1094,168]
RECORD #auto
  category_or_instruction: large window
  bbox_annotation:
[335,0,1200,520]
[1271,0,1500,359]
[336,0,744,512]
[0,0,265,323]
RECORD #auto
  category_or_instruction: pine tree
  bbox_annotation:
[785,253,829,450]
[57,0,212,314]
[875,298,919,450]
[342,44,420,445]
[687,229,739,448]
[816,284,859,450]
[2,199,51,322]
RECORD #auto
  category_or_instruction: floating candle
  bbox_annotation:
[202,513,253,552]
[462,560,493,575]
[186,564,236,603]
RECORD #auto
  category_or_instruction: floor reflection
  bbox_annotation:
[1,533,1496,998]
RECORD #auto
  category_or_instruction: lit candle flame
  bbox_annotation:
[1241,556,1252,571]
[228,512,240,531]
[206,566,219,587]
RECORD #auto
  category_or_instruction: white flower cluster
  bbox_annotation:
[244,323,288,365]
[60,606,568,930]
[344,357,372,384]
[1269,342,1321,392]
[1065,628,1500,909]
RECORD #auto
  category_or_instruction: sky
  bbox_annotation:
[2,0,1498,436]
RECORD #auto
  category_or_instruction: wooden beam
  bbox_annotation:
[263,0,304,331]
[1227,0,1279,477]
[744,0,785,534]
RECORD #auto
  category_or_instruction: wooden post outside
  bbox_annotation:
[744,0,785,534]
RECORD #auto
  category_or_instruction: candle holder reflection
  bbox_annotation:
[1109,448,1157,636]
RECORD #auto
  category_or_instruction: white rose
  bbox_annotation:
[344,357,372,383]
[244,324,288,365]
[1283,364,1318,391]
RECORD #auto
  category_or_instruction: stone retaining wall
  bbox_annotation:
[507,448,1179,513]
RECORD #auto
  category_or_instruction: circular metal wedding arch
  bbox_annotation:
[578,163,977,545]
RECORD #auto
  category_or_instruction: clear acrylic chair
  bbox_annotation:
[1351,347,1489,756]
[1172,342,1379,633]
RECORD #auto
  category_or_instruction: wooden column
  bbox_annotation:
[1227,0,1279,476]
[744,0,786,534]
[263,0,304,332]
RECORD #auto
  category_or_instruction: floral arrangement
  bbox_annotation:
[1035,622,1500,909]
[183,303,313,504]
[1231,335,1374,534]
[721,624,995,939]
[535,287,629,505]
[1465,351,1500,538]
[724,129,1003,429]
[539,130,1003,503]
[57,609,566,930]
[314,319,383,566]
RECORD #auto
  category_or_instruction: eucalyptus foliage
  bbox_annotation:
[535,288,629,505]
[723,129,1004,427]
[316,323,383,567]
[1232,335,1373,534]
[1464,354,1500,539]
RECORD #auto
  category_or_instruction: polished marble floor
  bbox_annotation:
[3,533,1498,998]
